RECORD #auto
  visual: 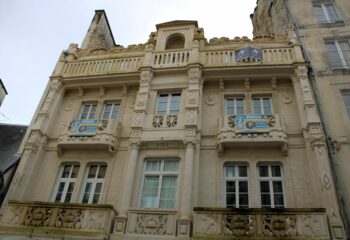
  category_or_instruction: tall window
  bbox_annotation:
[259,164,285,208]
[140,160,179,209]
[81,164,107,204]
[226,98,244,115]
[80,104,97,119]
[313,3,341,23]
[225,165,249,208]
[102,102,120,120]
[340,89,350,118]
[253,97,272,115]
[53,164,80,203]
[156,93,181,115]
[325,39,350,69]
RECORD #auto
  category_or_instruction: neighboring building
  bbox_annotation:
[0,9,346,240]
[251,0,350,238]
[0,124,27,206]
[0,79,7,107]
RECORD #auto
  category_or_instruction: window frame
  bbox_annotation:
[325,39,350,70]
[79,163,107,204]
[155,93,181,115]
[313,2,342,24]
[224,164,250,208]
[340,89,350,119]
[225,97,245,115]
[79,103,98,120]
[139,159,179,209]
[52,164,80,203]
[258,164,286,208]
[101,101,121,120]
[252,96,273,115]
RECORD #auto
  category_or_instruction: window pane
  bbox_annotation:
[326,42,343,68]
[111,104,120,119]
[226,181,236,193]
[239,181,248,193]
[141,176,159,208]
[88,165,98,178]
[273,181,283,193]
[238,166,247,177]
[253,98,261,114]
[341,89,350,118]
[81,105,90,119]
[236,99,245,115]
[263,98,272,114]
[313,5,327,22]
[259,166,269,177]
[170,94,180,114]
[64,182,75,203]
[260,181,270,193]
[163,161,179,171]
[62,165,72,178]
[226,166,235,177]
[92,183,103,204]
[325,4,339,21]
[261,194,271,207]
[102,104,112,119]
[226,193,236,208]
[71,165,80,178]
[98,165,107,178]
[82,182,92,203]
[55,182,65,202]
[146,161,161,172]
[157,102,167,115]
[274,194,285,207]
[88,105,97,119]
[239,193,249,208]
[159,176,178,208]
[271,166,281,177]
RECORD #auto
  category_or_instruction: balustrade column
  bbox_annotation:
[119,143,140,217]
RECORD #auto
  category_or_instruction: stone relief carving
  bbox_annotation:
[187,93,198,106]
[223,214,255,237]
[13,172,25,186]
[188,68,201,79]
[55,208,83,229]
[86,210,105,230]
[186,110,197,124]
[136,214,167,235]
[262,215,296,237]
[166,115,178,127]
[205,92,217,106]
[197,214,218,234]
[136,95,147,107]
[132,113,144,127]
[64,97,75,111]
[208,36,251,45]
[301,215,325,237]
[282,89,293,104]
[25,207,52,227]
[153,115,164,128]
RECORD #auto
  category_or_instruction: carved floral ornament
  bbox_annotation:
[136,214,168,235]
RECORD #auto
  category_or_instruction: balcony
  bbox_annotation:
[217,114,288,154]
[152,50,190,68]
[193,207,330,239]
[57,119,120,154]
[0,201,117,239]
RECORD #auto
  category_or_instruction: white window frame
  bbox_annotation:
[101,102,120,120]
[325,39,350,69]
[79,103,97,120]
[224,164,250,208]
[252,97,273,115]
[313,2,341,23]
[225,97,245,115]
[258,164,286,208]
[139,159,179,209]
[52,164,80,203]
[156,93,181,115]
[80,163,107,204]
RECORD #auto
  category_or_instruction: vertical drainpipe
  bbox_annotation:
[283,0,350,237]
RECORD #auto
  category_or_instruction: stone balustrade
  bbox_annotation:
[152,50,190,68]
[193,207,330,239]
[0,201,117,239]
[217,114,288,155]
[57,119,120,154]
[61,57,142,77]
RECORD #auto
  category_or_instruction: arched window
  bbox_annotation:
[165,34,185,50]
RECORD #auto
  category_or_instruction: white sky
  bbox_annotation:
[0,0,256,125]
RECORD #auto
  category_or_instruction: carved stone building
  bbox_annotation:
[0,9,346,240]
[251,0,350,238]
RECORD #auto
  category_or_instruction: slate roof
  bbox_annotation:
[0,124,27,173]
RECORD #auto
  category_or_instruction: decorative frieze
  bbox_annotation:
[193,208,330,239]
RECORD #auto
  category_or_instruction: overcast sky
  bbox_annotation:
[0,0,256,125]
